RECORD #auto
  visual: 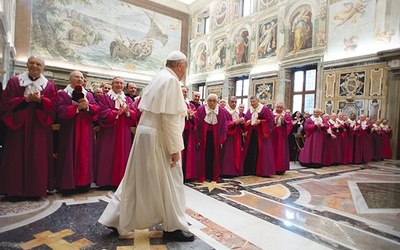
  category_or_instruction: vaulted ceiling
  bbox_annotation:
[149,0,209,14]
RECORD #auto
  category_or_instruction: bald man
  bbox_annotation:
[0,56,58,199]
[56,70,99,193]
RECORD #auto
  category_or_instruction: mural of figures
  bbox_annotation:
[195,43,207,73]
[214,1,227,27]
[258,18,278,58]
[207,86,223,100]
[344,35,359,52]
[233,29,249,64]
[327,0,375,60]
[289,7,313,54]
[30,0,182,74]
[333,1,369,28]
[212,38,226,69]
[315,30,328,47]
[260,0,278,10]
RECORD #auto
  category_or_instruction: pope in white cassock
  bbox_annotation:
[98,51,195,242]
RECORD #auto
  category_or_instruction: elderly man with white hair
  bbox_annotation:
[0,55,58,200]
[195,93,228,183]
[98,51,194,242]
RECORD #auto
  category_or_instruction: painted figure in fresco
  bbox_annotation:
[291,8,312,54]
[258,20,277,57]
[215,1,227,26]
[196,44,207,73]
[334,0,369,28]
[234,30,249,64]
[213,40,226,69]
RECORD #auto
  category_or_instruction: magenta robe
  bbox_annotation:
[95,95,136,186]
[241,106,275,176]
[195,105,228,182]
[182,102,198,180]
[0,77,58,196]
[345,122,357,164]
[56,90,99,189]
[371,128,383,161]
[354,122,372,164]
[272,113,293,173]
[329,122,347,165]
[381,127,393,159]
[220,112,244,176]
[298,118,328,166]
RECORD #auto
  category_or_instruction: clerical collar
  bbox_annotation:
[29,75,40,81]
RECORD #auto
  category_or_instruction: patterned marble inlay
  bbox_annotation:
[19,229,93,249]
[370,68,383,96]
[0,197,49,217]
[349,180,400,214]
[186,208,261,250]
[357,182,400,209]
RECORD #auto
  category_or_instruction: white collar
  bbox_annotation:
[250,104,263,114]
[108,89,126,102]
[205,104,219,115]
[18,72,48,89]
[311,115,322,123]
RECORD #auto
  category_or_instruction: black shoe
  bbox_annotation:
[163,230,194,242]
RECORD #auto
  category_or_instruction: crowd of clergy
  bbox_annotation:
[0,56,394,200]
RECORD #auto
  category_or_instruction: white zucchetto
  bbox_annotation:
[166,51,187,61]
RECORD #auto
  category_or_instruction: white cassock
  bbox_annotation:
[98,67,188,235]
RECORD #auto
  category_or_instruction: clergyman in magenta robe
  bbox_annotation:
[195,94,228,183]
[241,96,275,177]
[271,102,293,174]
[336,113,349,165]
[298,109,327,167]
[345,113,358,164]
[56,71,99,191]
[371,121,383,161]
[353,115,372,164]
[0,56,58,197]
[221,96,245,177]
[380,118,393,159]
[181,87,198,181]
[95,77,137,187]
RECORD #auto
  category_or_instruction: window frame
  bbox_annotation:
[291,65,317,114]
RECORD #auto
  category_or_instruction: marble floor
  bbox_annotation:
[0,160,399,249]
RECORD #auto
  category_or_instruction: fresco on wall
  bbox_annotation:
[259,0,278,11]
[30,0,182,74]
[338,71,365,96]
[233,28,249,64]
[258,18,278,59]
[327,0,375,60]
[207,85,223,99]
[214,1,228,28]
[289,7,313,54]
[195,43,207,73]
[212,38,227,69]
